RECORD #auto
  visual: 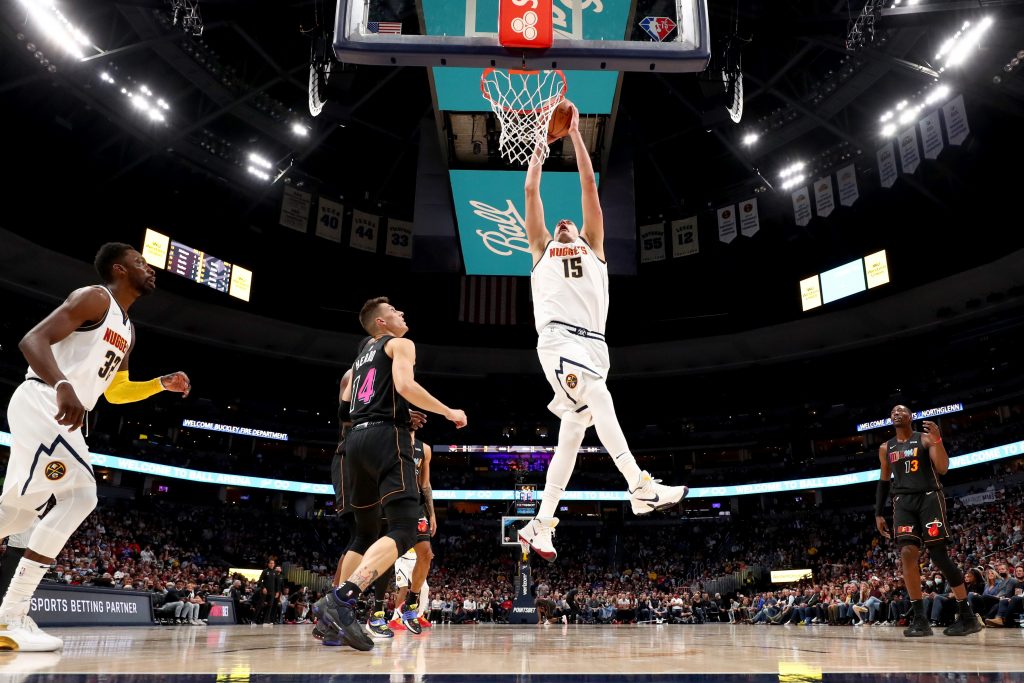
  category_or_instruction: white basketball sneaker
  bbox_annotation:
[519,517,559,561]
[629,471,689,515]
[0,614,63,652]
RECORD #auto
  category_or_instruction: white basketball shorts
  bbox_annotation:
[536,325,610,427]
[2,381,97,512]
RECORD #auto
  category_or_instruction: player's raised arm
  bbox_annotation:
[568,104,604,261]
[525,144,551,262]
[921,420,950,475]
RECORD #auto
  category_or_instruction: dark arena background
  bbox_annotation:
[1,0,1024,681]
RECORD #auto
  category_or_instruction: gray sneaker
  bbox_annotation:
[313,592,374,651]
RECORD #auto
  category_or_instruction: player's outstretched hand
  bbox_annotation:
[922,420,942,442]
[446,408,467,429]
[409,409,428,430]
[875,515,891,539]
[54,382,85,432]
[161,371,191,397]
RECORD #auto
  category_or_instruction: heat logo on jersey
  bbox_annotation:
[417,518,429,534]
[549,245,588,258]
[888,447,918,464]
[926,519,943,537]
[103,328,129,354]
[897,525,915,534]
[44,461,67,481]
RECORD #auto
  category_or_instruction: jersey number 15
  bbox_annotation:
[562,257,582,279]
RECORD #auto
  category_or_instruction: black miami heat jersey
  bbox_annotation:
[413,439,425,477]
[887,431,940,494]
[348,335,410,427]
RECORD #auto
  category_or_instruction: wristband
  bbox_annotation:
[54,379,72,391]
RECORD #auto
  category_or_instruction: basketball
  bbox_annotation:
[547,99,574,142]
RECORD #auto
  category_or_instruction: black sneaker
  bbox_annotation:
[400,604,423,635]
[943,614,983,636]
[313,591,374,651]
[903,616,933,637]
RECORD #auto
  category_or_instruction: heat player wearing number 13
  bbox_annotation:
[0,243,190,652]
[875,405,981,637]
[518,102,688,561]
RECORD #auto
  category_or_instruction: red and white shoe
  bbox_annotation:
[387,618,407,632]
[417,615,432,628]
[518,517,559,561]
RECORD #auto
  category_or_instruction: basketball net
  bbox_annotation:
[480,68,567,167]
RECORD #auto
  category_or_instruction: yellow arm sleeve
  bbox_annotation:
[104,371,164,404]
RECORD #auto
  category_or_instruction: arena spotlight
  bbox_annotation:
[247,166,271,181]
[881,123,897,137]
[17,0,92,60]
[778,161,805,179]
[742,132,759,146]
[879,111,893,123]
[100,71,114,84]
[248,152,272,170]
[898,105,921,125]
[936,16,993,69]
[290,123,309,137]
[924,84,951,106]
[780,174,806,191]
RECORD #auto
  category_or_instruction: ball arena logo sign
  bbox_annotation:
[449,170,591,276]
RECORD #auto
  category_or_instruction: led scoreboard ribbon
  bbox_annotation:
[143,228,251,301]
[2,432,1020,499]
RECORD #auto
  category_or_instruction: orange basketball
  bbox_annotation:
[547,99,574,143]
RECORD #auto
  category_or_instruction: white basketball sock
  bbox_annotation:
[587,379,642,487]
[538,419,587,519]
[0,557,49,620]
[417,584,429,617]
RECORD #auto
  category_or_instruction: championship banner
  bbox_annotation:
[279,186,312,233]
[942,94,970,146]
[386,219,414,259]
[639,224,666,263]
[837,164,859,207]
[717,205,737,243]
[350,210,380,253]
[898,126,921,175]
[29,585,154,627]
[315,197,344,242]
[877,143,898,189]
[738,199,759,237]
[791,187,811,227]
[813,177,835,218]
[920,110,944,160]
[671,217,699,257]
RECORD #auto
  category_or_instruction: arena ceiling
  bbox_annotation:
[2,0,1024,347]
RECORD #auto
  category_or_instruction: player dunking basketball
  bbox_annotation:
[518,102,688,561]
[313,298,466,651]
[874,405,982,637]
[0,243,190,651]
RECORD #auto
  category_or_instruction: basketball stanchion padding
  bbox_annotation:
[499,0,553,50]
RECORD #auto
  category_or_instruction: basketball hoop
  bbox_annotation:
[480,68,567,166]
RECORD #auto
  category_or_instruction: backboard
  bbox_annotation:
[334,0,710,72]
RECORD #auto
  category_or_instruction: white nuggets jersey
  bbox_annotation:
[531,238,609,335]
[26,286,133,411]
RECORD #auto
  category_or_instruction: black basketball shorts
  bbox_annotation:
[892,490,950,546]
[331,449,348,514]
[343,423,419,509]
[416,510,431,545]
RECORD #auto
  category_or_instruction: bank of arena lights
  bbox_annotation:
[742,132,759,146]
[777,162,806,191]
[17,0,93,60]
[877,84,950,136]
[290,123,309,138]
[936,16,994,70]
[246,166,271,181]
[247,152,273,181]
[101,73,171,123]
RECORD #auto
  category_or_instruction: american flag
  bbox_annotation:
[459,276,518,325]
[368,21,403,35]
